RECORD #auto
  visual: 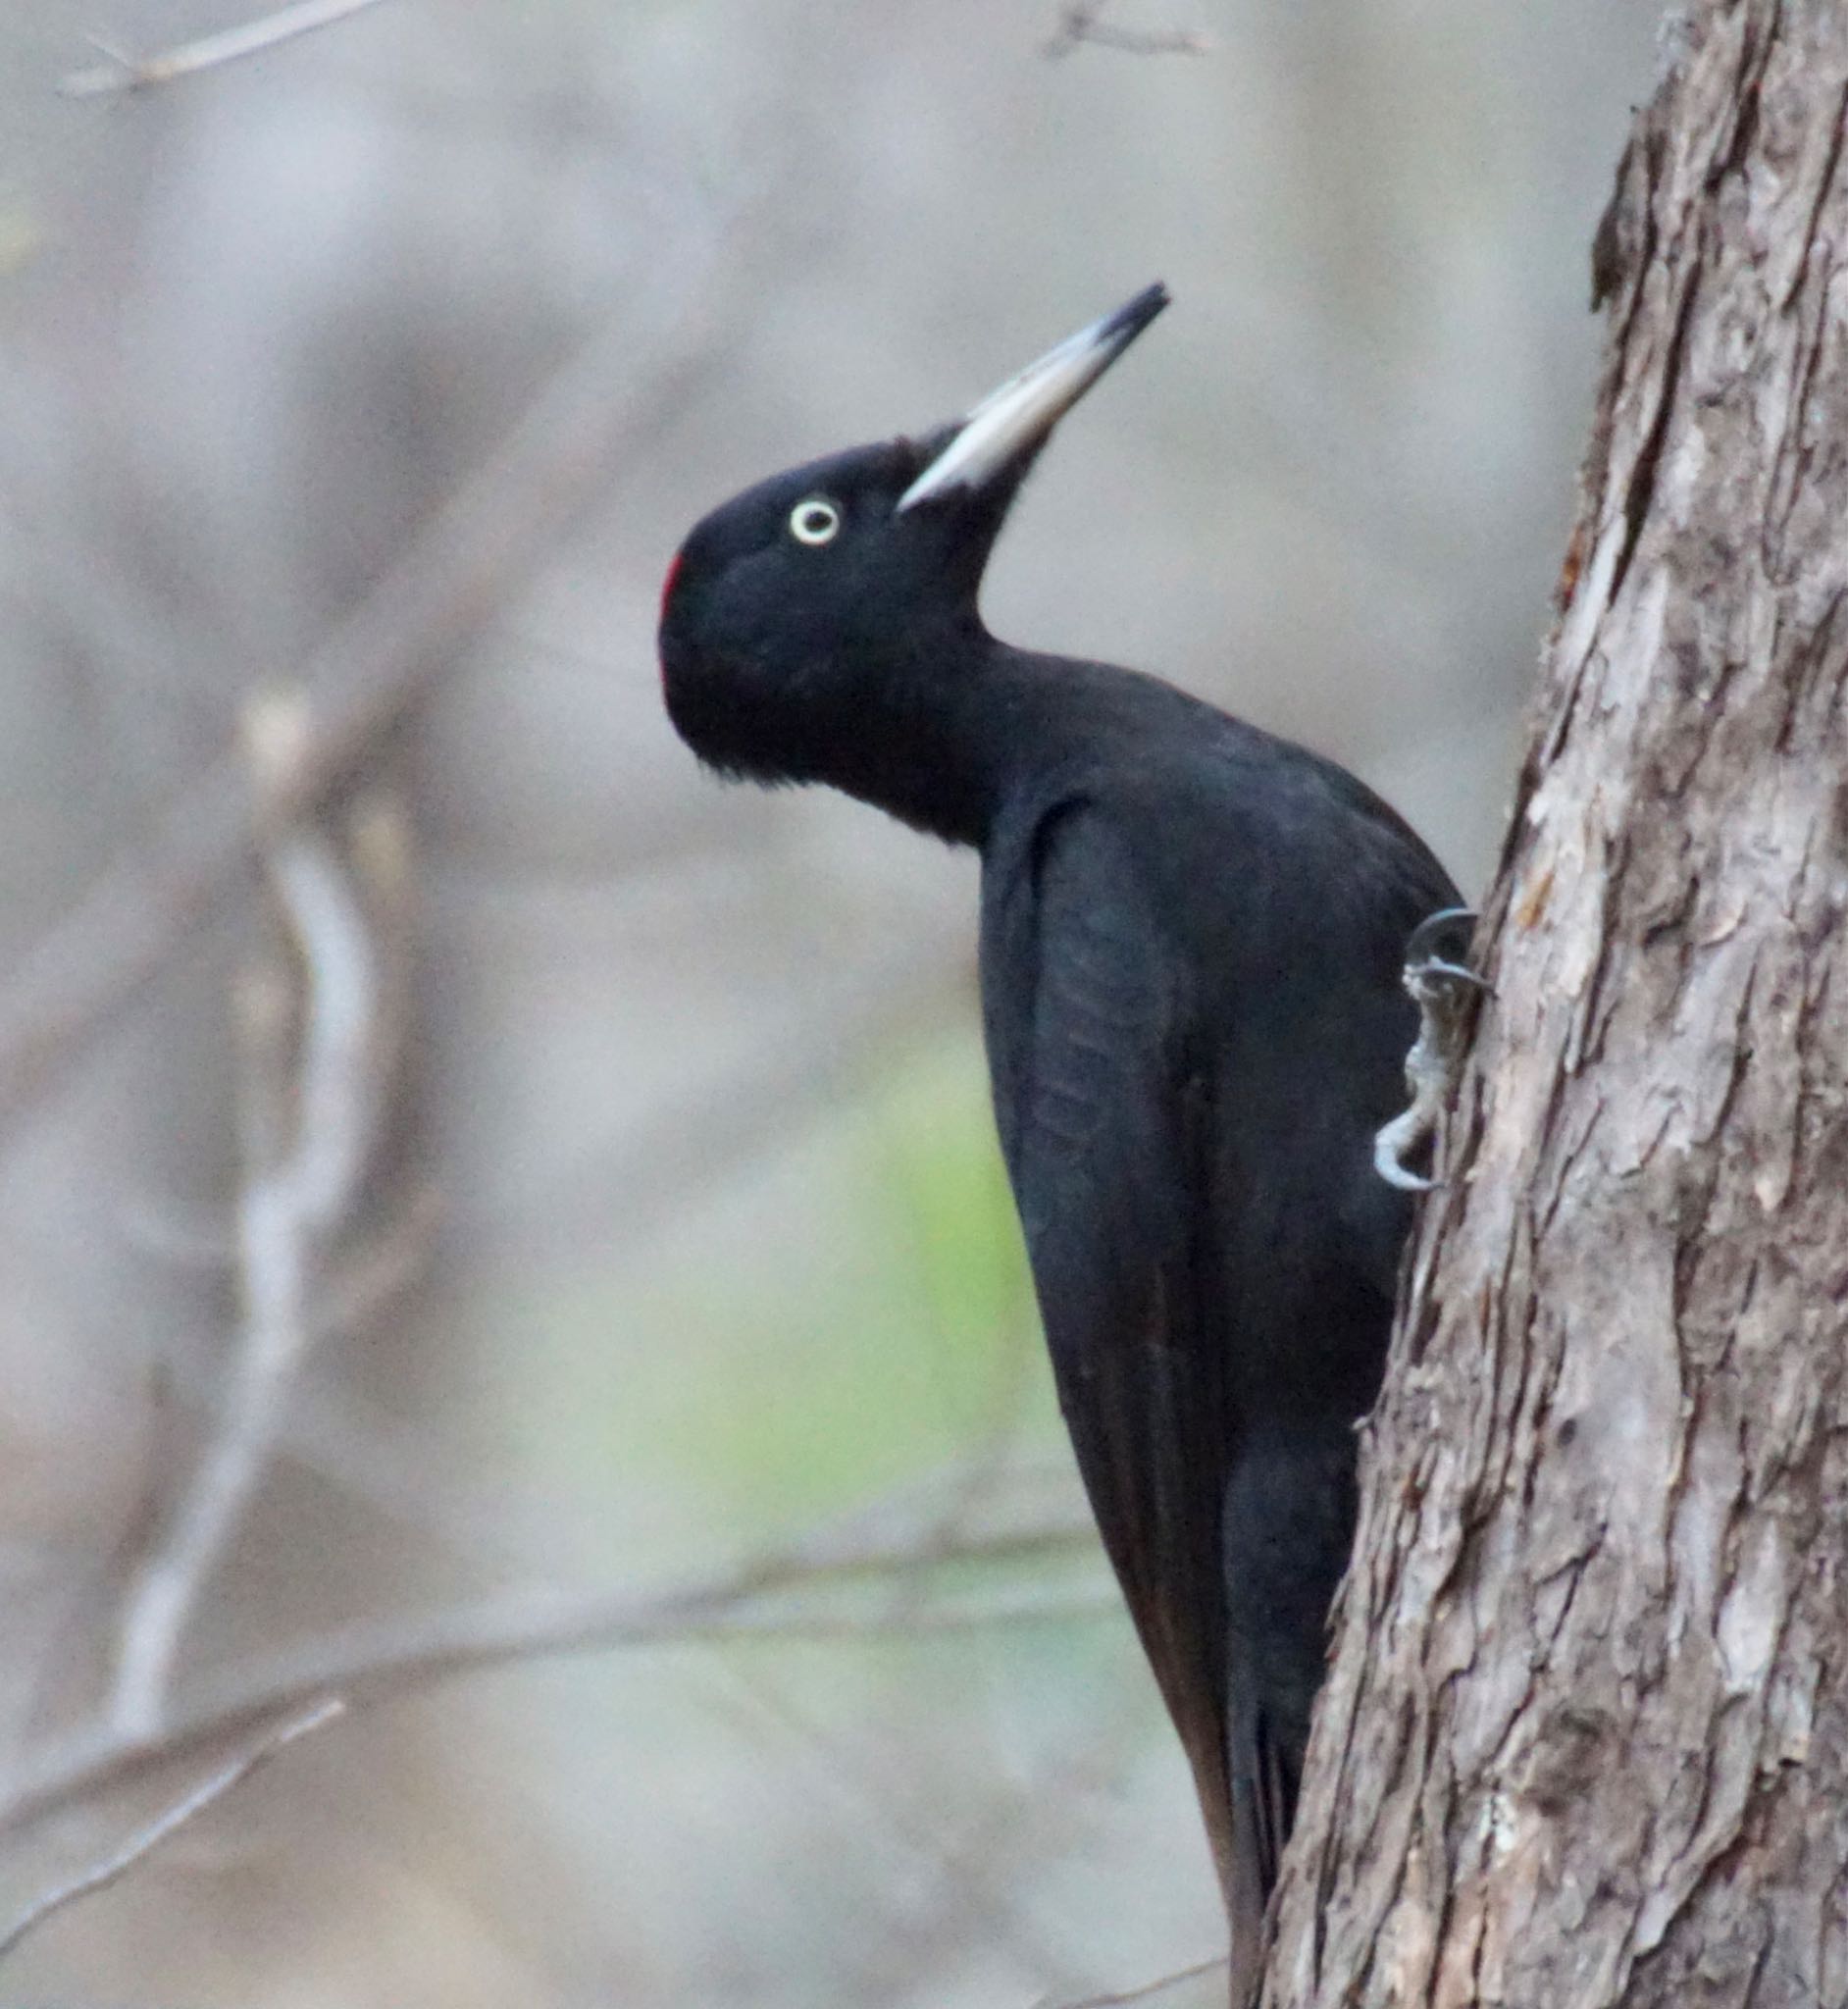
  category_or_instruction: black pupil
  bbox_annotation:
[801,506,831,534]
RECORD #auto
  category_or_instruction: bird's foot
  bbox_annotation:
[1374,907,1487,1192]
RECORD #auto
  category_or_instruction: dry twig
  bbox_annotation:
[108,700,383,1740]
[61,0,394,98]
[0,1697,344,1962]
[0,1481,1104,1843]
[1038,1956,1230,2007]
[1044,3,1209,58]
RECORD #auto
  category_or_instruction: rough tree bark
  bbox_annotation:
[1262,5,1848,2006]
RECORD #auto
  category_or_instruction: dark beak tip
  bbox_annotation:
[1107,282,1171,346]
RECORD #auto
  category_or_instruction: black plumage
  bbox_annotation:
[658,286,1458,1996]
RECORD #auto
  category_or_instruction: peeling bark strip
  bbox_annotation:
[1262,6,1848,2007]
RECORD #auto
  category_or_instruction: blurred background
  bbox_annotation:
[0,3,1655,2005]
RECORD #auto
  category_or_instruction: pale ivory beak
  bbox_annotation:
[896,283,1169,514]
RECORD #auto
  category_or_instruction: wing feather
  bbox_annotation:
[981,802,1251,1919]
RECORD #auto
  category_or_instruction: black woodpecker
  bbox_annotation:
[658,286,1460,1999]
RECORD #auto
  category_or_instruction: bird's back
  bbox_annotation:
[975,666,1457,1987]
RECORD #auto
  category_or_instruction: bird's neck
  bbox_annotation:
[798,627,1050,850]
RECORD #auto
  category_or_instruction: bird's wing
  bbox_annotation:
[980,799,1247,1915]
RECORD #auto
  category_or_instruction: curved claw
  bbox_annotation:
[1414,957,1491,993]
[1372,907,1485,1193]
[1373,1110,1436,1193]
[1402,904,1481,975]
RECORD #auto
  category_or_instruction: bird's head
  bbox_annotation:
[659,283,1168,788]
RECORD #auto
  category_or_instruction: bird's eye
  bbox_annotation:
[789,497,842,545]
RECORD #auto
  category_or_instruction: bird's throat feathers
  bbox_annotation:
[664,624,1007,849]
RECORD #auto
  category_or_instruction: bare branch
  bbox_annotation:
[1044,4,1209,59]
[0,1482,1104,1843]
[0,1697,344,1962]
[60,0,393,98]
[109,703,382,1740]
[0,222,737,1138]
[1038,1957,1229,2008]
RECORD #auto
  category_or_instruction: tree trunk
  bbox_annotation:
[1262,5,1848,2005]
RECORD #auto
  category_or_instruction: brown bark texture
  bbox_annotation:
[1261,5,1848,2006]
